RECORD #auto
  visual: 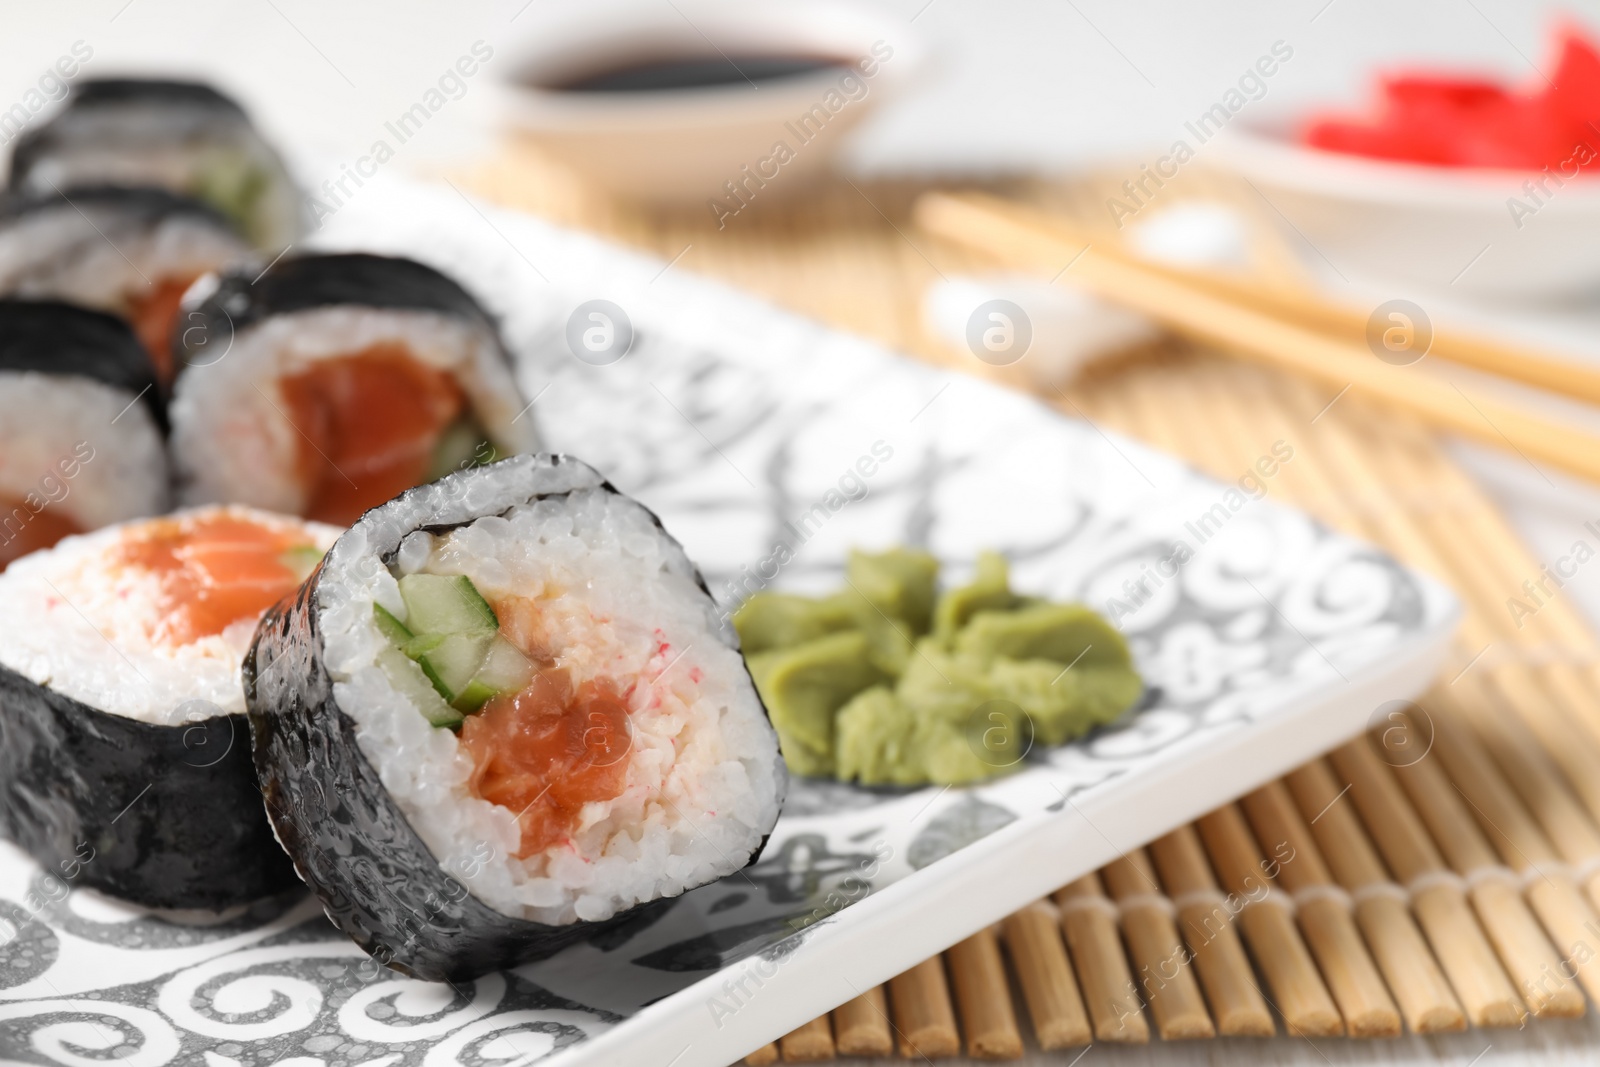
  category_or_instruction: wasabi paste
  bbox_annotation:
[733,548,1143,786]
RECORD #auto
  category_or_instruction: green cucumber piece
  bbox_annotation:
[398,573,498,634]
[373,603,413,646]
[429,419,498,480]
[377,646,463,728]
[475,636,536,694]
[451,679,499,713]
[401,632,447,660]
[418,631,495,704]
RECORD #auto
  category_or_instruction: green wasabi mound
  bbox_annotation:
[734,548,1143,786]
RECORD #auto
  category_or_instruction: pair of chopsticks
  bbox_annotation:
[913,191,1600,486]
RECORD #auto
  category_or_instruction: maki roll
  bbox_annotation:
[0,186,253,384]
[7,78,300,250]
[0,300,168,568]
[170,253,537,526]
[246,454,785,980]
[0,505,339,908]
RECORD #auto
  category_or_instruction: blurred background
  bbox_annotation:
[11,0,1597,619]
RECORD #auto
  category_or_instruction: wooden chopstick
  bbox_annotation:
[913,190,1600,486]
[1000,901,1093,1049]
[947,927,1025,1059]
[1055,874,1150,1042]
[1114,227,1600,410]
[1101,849,1216,1040]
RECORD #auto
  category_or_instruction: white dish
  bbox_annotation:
[0,175,1459,1067]
[1209,120,1600,300]
[491,1,925,205]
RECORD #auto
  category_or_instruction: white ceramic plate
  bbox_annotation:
[0,175,1459,1067]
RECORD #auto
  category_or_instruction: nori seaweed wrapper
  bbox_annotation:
[244,454,781,982]
[8,77,301,251]
[0,183,238,232]
[0,298,165,430]
[9,79,251,181]
[0,666,298,908]
[174,252,509,373]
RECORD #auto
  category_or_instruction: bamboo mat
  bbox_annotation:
[462,142,1600,1060]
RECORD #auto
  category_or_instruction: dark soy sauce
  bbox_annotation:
[551,55,848,93]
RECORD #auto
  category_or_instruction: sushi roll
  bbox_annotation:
[0,505,339,908]
[7,78,300,250]
[170,253,538,526]
[245,454,785,980]
[0,300,168,568]
[0,186,253,385]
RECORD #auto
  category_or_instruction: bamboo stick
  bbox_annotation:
[887,958,961,1058]
[1236,366,1589,1021]
[1342,406,1600,826]
[1352,732,1582,1020]
[832,987,893,1058]
[946,927,1025,1059]
[1101,850,1216,1039]
[999,902,1093,1049]
[1285,760,1467,1033]
[779,1016,835,1062]
[1326,734,1532,1025]
[1104,351,1546,1026]
[1419,704,1600,1006]
[745,1044,779,1066]
[1055,874,1150,1042]
[1195,805,1344,1037]
[1146,825,1276,1036]
[1240,781,1403,1036]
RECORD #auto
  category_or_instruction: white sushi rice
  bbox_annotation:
[0,505,340,725]
[0,201,249,314]
[170,306,536,514]
[318,457,785,925]
[0,371,168,532]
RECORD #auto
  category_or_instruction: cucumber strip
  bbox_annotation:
[398,573,498,634]
[451,679,498,713]
[377,646,463,729]
[475,636,537,695]
[401,632,447,660]
[428,419,497,480]
[418,631,495,704]
[373,603,413,646]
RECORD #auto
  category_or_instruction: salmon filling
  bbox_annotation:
[456,593,633,857]
[0,495,80,570]
[114,512,319,648]
[279,344,467,526]
[126,275,196,385]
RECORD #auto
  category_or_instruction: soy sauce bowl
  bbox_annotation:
[493,2,925,206]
